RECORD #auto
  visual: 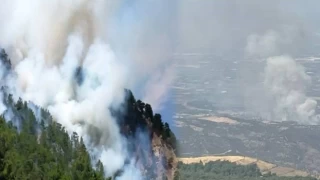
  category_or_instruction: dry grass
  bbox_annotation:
[178,156,314,177]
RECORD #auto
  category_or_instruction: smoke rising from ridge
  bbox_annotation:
[245,30,320,124]
[264,56,318,124]
[0,0,175,178]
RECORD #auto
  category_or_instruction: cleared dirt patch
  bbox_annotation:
[198,116,239,125]
[189,125,203,132]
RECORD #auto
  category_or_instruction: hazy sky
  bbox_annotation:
[176,0,320,55]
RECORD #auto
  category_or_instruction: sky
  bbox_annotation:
[176,0,320,55]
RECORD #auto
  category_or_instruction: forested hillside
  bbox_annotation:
[0,93,177,179]
[175,161,317,180]
[0,95,111,179]
[0,48,178,180]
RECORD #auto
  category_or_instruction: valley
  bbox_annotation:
[173,53,320,176]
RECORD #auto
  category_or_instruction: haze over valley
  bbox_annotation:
[173,0,320,176]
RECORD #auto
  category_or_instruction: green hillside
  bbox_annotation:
[175,161,317,180]
[0,95,110,180]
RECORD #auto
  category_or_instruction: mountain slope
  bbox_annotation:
[0,49,177,180]
[0,97,108,179]
[0,92,177,179]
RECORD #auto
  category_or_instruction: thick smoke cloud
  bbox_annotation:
[264,56,318,124]
[245,30,320,124]
[0,0,175,178]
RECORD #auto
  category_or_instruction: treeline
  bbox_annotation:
[175,161,317,180]
[0,92,177,179]
[119,90,177,149]
[113,90,177,179]
[0,95,109,180]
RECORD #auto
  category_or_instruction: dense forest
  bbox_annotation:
[0,93,176,179]
[175,161,317,180]
[0,93,177,179]
[0,94,111,179]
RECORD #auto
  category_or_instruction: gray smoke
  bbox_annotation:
[264,55,318,124]
[246,30,320,124]
[0,0,174,178]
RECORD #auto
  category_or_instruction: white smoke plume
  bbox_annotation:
[246,30,320,124]
[0,0,174,178]
[264,56,318,124]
